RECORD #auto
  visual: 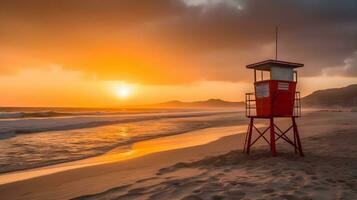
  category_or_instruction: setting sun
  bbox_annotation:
[1,1,357,200]
[115,85,131,99]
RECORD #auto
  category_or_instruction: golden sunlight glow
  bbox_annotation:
[115,84,131,99]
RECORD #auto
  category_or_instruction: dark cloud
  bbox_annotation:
[323,51,357,76]
[0,0,356,83]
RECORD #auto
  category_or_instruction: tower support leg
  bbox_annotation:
[270,117,277,156]
[244,118,253,154]
[293,128,297,154]
[243,121,249,153]
[292,117,304,156]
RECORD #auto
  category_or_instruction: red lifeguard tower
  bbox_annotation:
[243,59,304,156]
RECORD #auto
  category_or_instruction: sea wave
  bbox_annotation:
[0,108,189,119]
[0,110,241,139]
[0,111,84,119]
[0,111,246,173]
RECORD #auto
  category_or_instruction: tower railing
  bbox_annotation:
[245,92,256,117]
[293,92,301,117]
[245,92,301,117]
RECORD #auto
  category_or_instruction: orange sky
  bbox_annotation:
[0,65,356,107]
[0,0,356,107]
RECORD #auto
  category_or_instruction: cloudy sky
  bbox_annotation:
[0,0,356,106]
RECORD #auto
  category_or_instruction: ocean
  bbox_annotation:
[0,108,246,173]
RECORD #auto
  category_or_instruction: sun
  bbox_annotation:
[115,85,131,99]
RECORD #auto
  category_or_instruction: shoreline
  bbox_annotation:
[0,109,241,136]
[0,110,245,174]
[0,125,250,185]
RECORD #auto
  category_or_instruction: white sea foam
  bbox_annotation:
[0,110,239,136]
[0,112,23,118]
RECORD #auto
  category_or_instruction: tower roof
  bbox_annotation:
[246,60,304,70]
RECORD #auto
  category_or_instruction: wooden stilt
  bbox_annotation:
[270,118,277,156]
[292,117,304,156]
[293,126,297,154]
[243,122,250,153]
[246,118,253,154]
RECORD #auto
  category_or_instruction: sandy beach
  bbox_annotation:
[2,1,357,199]
[0,110,356,200]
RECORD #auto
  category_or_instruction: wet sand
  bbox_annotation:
[0,125,249,185]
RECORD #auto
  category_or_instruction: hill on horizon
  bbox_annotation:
[302,84,357,108]
[141,99,244,108]
[126,84,357,109]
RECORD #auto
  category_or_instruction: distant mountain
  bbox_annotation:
[302,84,357,108]
[146,99,244,108]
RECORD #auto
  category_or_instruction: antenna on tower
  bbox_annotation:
[275,26,278,60]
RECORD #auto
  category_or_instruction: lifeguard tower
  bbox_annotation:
[243,59,304,156]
